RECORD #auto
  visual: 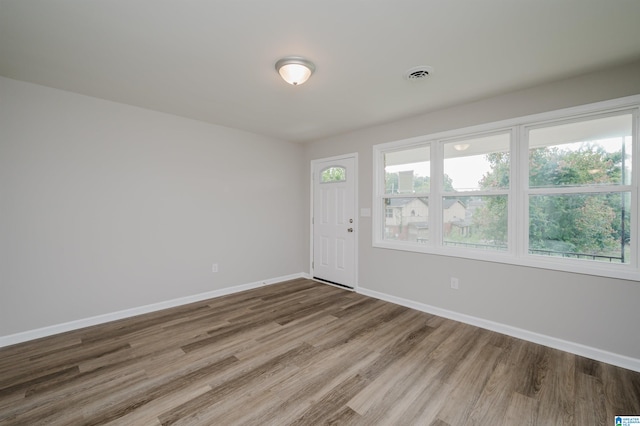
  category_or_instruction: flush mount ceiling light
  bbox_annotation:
[275,57,315,86]
[454,143,470,151]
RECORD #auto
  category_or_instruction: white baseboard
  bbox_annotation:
[5,275,637,373]
[357,286,640,373]
[0,272,307,348]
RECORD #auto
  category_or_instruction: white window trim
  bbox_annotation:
[373,94,640,281]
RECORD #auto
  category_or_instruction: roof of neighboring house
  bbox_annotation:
[450,218,472,227]
[386,198,428,207]
[407,222,429,229]
[443,199,466,209]
[387,198,466,209]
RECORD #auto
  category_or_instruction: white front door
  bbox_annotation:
[312,155,357,289]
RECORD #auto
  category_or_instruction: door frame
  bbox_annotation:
[310,153,359,290]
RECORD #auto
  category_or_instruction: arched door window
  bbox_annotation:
[320,166,346,183]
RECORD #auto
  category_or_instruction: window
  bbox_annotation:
[373,95,640,280]
[381,145,430,243]
[526,113,633,264]
[442,132,511,251]
[321,166,346,183]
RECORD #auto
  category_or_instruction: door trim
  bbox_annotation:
[310,153,358,290]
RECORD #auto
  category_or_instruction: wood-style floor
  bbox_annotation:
[1,279,639,425]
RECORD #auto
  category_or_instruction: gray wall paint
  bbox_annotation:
[303,60,640,360]
[0,76,307,336]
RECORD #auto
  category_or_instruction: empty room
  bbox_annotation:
[1,1,640,425]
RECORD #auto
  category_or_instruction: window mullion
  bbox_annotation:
[431,141,442,247]
[631,108,640,268]
[517,124,529,259]
[441,189,510,197]
[506,127,518,256]
[374,146,386,244]
[528,185,632,195]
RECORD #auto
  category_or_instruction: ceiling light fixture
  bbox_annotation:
[453,143,470,151]
[275,56,315,86]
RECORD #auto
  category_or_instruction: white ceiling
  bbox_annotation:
[1,0,640,143]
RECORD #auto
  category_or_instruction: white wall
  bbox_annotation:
[0,76,307,337]
[304,60,640,364]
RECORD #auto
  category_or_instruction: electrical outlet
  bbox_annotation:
[212,263,218,273]
[450,277,459,290]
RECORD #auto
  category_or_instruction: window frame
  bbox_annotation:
[377,140,432,249]
[373,94,640,281]
[439,129,515,254]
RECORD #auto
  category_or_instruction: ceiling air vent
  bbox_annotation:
[404,66,433,81]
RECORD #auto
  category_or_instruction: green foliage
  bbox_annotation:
[528,193,621,256]
[472,196,508,244]
[479,152,510,189]
[575,196,617,252]
[529,144,621,187]
[476,143,627,258]
[322,167,346,182]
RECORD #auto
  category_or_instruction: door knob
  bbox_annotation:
[347,228,354,232]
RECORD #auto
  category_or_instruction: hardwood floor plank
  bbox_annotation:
[0,341,131,393]
[1,279,638,425]
[436,340,505,425]
[2,370,148,426]
[235,342,378,425]
[574,372,607,426]
[517,344,551,399]
[323,405,362,425]
[236,312,337,361]
[0,365,80,399]
[179,320,280,354]
[346,317,441,417]
[350,353,442,424]
[79,305,212,345]
[601,361,640,420]
[501,392,538,426]
[158,342,315,426]
[0,336,82,366]
[108,384,210,426]
[534,349,576,425]
[430,420,452,426]
[288,374,368,426]
[401,380,454,425]
[81,355,239,426]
